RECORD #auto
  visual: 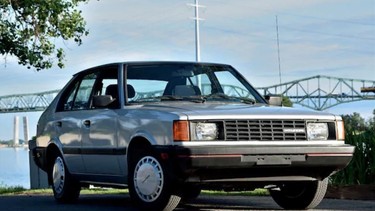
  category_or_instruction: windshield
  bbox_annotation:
[126,63,266,104]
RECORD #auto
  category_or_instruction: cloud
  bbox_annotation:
[1,0,373,93]
[0,0,374,141]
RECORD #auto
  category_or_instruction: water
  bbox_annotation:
[0,147,30,189]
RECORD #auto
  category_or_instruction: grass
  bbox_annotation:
[0,186,129,196]
[0,186,268,196]
[202,189,269,196]
[0,185,26,195]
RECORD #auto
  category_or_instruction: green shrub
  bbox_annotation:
[330,129,375,185]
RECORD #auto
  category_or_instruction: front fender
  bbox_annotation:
[130,130,157,145]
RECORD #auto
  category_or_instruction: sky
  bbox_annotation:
[0,0,374,140]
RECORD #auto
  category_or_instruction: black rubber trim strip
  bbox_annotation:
[63,147,127,155]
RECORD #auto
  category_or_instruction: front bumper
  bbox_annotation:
[28,139,48,172]
[155,144,355,182]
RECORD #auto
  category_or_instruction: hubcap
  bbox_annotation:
[52,157,65,194]
[134,156,164,202]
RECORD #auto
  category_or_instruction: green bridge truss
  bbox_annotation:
[257,75,375,110]
[1,75,374,113]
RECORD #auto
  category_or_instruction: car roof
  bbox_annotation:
[73,61,232,77]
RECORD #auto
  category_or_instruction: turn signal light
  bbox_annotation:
[336,120,345,141]
[173,120,190,142]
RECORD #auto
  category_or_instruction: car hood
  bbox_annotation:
[138,102,337,120]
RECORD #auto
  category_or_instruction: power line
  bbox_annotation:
[213,2,375,27]
[279,13,375,26]
[280,25,375,41]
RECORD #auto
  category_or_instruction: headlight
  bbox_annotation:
[193,123,218,141]
[307,123,328,141]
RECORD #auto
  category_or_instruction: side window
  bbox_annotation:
[63,82,79,111]
[57,73,97,112]
[101,79,118,97]
[91,78,119,109]
[73,73,97,110]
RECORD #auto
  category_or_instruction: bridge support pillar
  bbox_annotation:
[23,116,29,146]
[13,116,19,146]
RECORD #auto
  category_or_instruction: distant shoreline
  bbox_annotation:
[0,144,27,149]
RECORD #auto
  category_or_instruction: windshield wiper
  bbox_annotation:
[163,95,206,103]
[143,95,205,103]
[205,93,231,99]
[159,95,183,100]
[133,95,183,102]
[235,97,256,104]
[183,96,206,103]
[204,93,256,104]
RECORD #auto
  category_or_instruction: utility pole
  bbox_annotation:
[189,0,204,62]
[189,0,205,89]
[275,15,282,88]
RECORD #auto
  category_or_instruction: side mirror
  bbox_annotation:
[93,95,115,108]
[265,95,282,106]
[28,139,36,150]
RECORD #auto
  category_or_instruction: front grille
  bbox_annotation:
[224,120,306,141]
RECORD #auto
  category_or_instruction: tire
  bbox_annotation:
[128,151,181,211]
[50,155,81,203]
[180,185,201,202]
[269,178,328,210]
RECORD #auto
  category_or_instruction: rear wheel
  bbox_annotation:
[128,150,181,211]
[50,155,80,203]
[269,178,328,210]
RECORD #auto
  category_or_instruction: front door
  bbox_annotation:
[53,72,98,174]
[80,69,121,175]
[80,109,120,175]
[55,66,122,176]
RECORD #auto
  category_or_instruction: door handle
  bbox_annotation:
[55,121,62,127]
[83,120,91,127]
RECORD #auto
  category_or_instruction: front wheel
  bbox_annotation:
[180,184,201,202]
[269,178,328,210]
[50,155,80,203]
[128,152,181,211]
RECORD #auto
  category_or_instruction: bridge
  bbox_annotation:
[0,89,60,113]
[257,75,375,110]
[0,75,374,113]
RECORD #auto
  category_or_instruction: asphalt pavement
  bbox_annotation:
[0,193,374,211]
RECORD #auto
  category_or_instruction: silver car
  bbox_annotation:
[31,62,354,210]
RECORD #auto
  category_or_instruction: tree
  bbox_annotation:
[368,109,375,131]
[342,112,366,133]
[0,0,89,70]
[282,96,293,107]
